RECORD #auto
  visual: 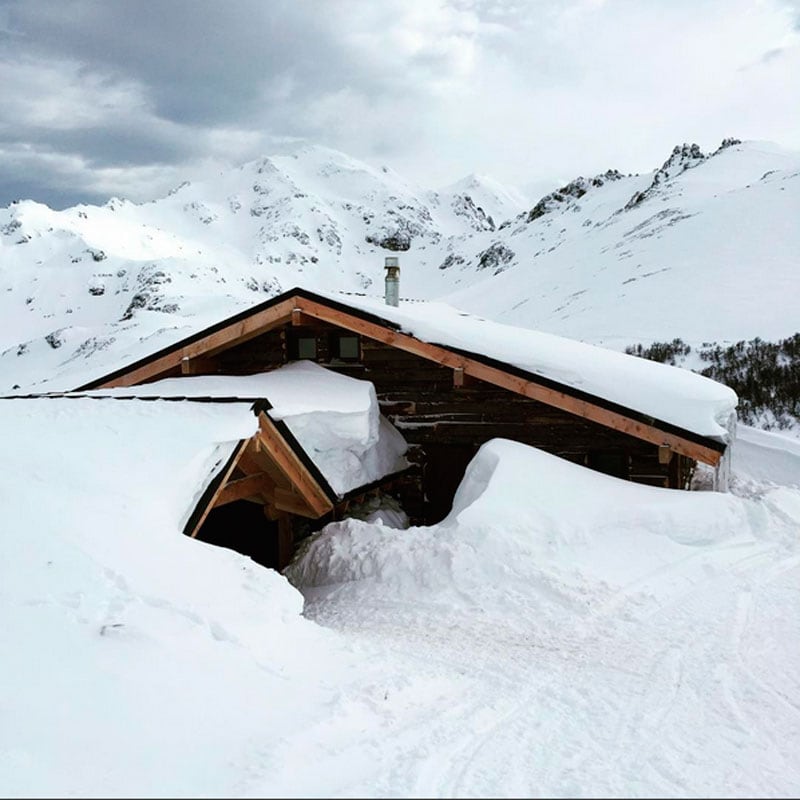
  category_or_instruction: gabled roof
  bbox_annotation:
[74,287,737,466]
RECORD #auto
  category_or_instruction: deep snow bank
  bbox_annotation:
[0,397,322,653]
[287,439,798,617]
[0,396,363,797]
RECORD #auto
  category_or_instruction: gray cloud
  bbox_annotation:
[0,0,798,208]
[3,1,349,122]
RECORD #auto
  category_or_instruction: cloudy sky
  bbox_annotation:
[1,0,798,208]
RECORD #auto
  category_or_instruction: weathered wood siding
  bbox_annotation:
[358,338,693,522]
[214,327,288,374]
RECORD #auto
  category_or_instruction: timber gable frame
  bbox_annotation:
[75,287,727,469]
[182,398,338,539]
[0,390,339,529]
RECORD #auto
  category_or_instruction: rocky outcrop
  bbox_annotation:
[623,139,739,211]
[522,170,624,224]
[476,242,515,274]
[451,194,496,232]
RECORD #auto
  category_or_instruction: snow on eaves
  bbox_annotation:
[70,285,736,445]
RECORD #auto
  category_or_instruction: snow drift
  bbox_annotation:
[287,438,796,619]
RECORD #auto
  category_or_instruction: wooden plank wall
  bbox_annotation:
[214,326,288,374]
[358,339,689,521]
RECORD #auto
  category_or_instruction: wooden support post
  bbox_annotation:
[276,513,294,570]
[453,367,465,389]
[658,444,673,464]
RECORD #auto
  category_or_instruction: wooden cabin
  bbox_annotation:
[71,287,734,564]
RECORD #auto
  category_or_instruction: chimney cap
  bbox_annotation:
[384,256,399,269]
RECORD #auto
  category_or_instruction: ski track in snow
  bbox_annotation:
[292,538,800,798]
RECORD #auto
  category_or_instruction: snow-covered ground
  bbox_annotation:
[1,409,798,798]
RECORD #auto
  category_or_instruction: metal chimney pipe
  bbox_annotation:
[384,256,400,306]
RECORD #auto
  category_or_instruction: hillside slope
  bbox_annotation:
[442,139,800,350]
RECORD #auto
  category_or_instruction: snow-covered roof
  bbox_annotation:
[74,361,408,497]
[75,287,737,449]
[0,396,257,536]
[310,289,737,443]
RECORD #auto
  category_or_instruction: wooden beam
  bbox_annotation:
[236,447,270,477]
[241,439,293,489]
[296,296,466,369]
[92,288,723,467]
[215,473,275,506]
[187,440,249,539]
[95,297,297,388]
[100,350,184,390]
[181,298,297,360]
[272,486,317,517]
[255,412,334,517]
[291,309,319,327]
[294,297,723,466]
[467,359,722,466]
[180,356,218,376]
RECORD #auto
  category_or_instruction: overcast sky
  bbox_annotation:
[1,0,798,208]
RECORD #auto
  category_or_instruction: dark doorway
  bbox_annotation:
[587,450,629,480]
[423,443,480,524]
[194,500,280,568]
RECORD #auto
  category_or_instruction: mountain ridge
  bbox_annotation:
[0,138,797,404]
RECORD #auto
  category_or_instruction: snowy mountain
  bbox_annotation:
[0,138,798,395]
[443,138,800,349]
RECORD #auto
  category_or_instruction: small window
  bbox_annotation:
[297,336,317,359]
[338,335,360,360]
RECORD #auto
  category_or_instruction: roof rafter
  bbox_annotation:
[88,297,297,388]
[186,439,250,539]
[215,473,275,506]
[253,411,333,518]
